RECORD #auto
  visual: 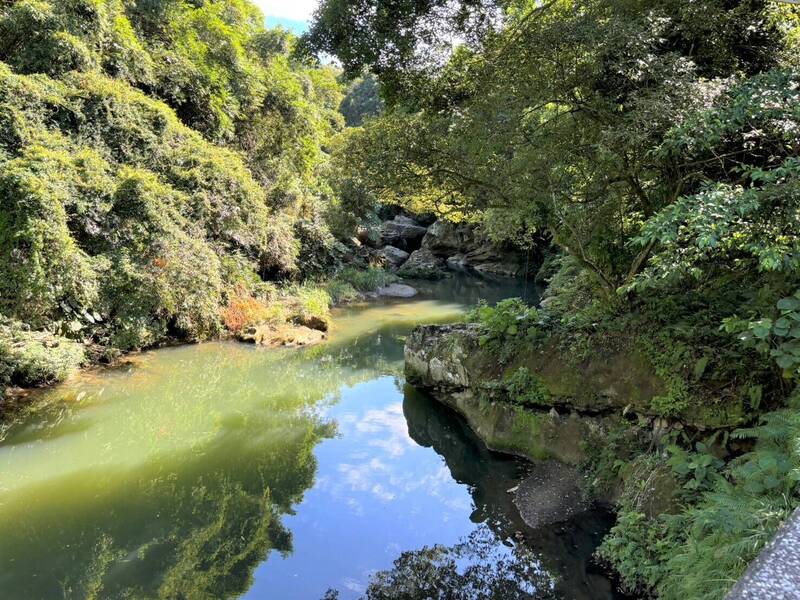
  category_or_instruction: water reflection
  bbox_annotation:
[402,389,622,600]
[0,275,622,600]
[351,525,558,600]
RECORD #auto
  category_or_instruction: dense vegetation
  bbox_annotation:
[306,0,800,597]
[3,0,800,596]
[0,0,390,391]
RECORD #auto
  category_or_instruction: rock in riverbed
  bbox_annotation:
[513,460,589,529]
[379,216,428,251]
[237,324,326,347]
[378,245,410,269]
[376,283,418,298]
[397,248,447,279]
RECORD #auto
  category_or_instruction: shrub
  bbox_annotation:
[504,367,550,407]
[333,267,398,292]
[0,319,85,387]
[326,280,360,304]
[599,409,800,600]
[288,285,332,330]
[467,298,538,361]
[221,292,272,333]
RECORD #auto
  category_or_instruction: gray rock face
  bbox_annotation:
[377,245,410,268]
[379,216,428,251]
[397,247,447,279]
[421,220,527,276]
[376,283,418,298]
[446,254,470,271]
[422,220,476,255]
[405,323,480,390]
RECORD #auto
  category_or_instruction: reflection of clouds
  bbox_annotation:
[354,402,416,458]
[316,396,474,520]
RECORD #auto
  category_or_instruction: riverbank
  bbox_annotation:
[0,274,624,599]
[402,263,800,600]
[0,267,414,410]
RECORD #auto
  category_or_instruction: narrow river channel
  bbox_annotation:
[0,276,628,599]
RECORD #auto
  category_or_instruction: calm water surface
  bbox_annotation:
[0,276,626,599]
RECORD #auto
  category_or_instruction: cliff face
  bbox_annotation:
[403,322,683,511]
[404,324,599,466]
[405,323,746,448]
[404,323,665,413]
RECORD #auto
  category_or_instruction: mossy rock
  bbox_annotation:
[430,388,597,465]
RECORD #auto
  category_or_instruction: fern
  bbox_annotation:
[601,406,800,600]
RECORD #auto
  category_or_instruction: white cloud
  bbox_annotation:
[252,0,319,23]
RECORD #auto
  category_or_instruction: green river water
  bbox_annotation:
[0,276,627,600]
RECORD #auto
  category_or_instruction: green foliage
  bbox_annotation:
[580,418,649,497]
[288,284,332,328]
[631,70,800,290]
[0,318,85,387]
[0,0,347,358]
[724,290,800,380]
[503,367,550,407]
[324,267,399,304]
[666,442,725,494]
[467,298,538,363]
[308,2,800,597]
[597,509,678,595]
[332,267,398,293]
[339,74,384,127]
[601,409,800,600]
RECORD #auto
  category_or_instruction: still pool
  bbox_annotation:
[0,276,627,599]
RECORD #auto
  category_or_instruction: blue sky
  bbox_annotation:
[265,15,309,35]
[253,1,319,34]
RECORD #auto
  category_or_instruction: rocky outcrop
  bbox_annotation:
[405,323,744,431]
[370,216,538,277]
[420,220,530,277]
[379,215,428,251]
[397,248,447,279]
[237,323,326,347]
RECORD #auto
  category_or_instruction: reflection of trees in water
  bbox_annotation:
[360,526,557,600]
[10,413,335,599]
[412,274,543,308]
[4,276,552,599]
[335,388,622,600]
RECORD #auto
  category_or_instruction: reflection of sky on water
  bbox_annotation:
[0,275,622,599]
[246,376,481,599]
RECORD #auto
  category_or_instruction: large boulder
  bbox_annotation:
[377,245,410,269]
[421,220,528,276]
[397,248,447,279]
[379,216,428,251]
[421,220,476,255]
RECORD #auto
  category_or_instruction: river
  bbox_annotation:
[0,275,628,599]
